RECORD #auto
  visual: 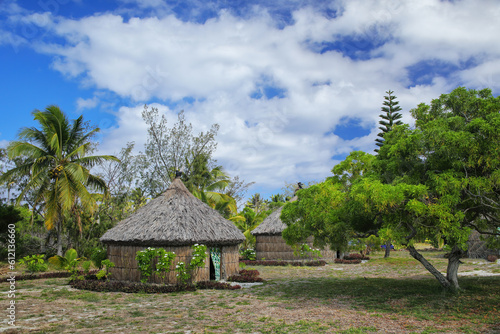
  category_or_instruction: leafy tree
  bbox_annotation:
[377,87,500,289]
[375,90,403,153]
[96,142,143,231]
[224,175,255,210]
[99,142,139,197]
[0,201,47,259]
[0,106,118,255]
[281,168,380,256]
[140,106,219,197]
[282,87,500,290]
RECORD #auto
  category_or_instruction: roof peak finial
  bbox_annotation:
[175,170,183,179]
[293,182,303,196]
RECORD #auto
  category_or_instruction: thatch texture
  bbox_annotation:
[100,178,245,283]
[101,178,245,246]
[251,197,297,236]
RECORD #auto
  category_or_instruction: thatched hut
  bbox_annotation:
[100,177,245,284]
[467,230,499,259]
[251,197,336,262]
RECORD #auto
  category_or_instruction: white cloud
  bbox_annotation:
[11,0,500,193]
[76,96,99,111]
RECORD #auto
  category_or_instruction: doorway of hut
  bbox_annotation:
[209,247,221,281]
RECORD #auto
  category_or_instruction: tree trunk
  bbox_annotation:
[56,219,63,256]
[407,246,452,289]
[384,240,391,258]
[446,246,465,290]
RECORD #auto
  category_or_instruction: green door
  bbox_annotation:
[210,247,222,281]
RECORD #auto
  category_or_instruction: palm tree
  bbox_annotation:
[182,155,238,217]
[0,106,119,255]
[230,207,268,248]
[245,193,265,214]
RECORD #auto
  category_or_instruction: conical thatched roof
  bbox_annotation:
[251,196,297,236]
[100,178,245,246]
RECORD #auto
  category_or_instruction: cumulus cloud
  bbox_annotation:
[76,96,99,111]
[4,0,500,193]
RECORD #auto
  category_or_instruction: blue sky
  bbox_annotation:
[1,0,499,201]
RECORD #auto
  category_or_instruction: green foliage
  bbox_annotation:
[136,247,169,283]
[48,248,85,276]
[240,248,256,261]
[96,259,115,280]
[82,260,92,274]
[174,261,190,285]
[140,106,220,197]
[232,206,268,249]
[293,244,321,259]
[155,250,176,278]
[375,90,403,152]
[281,177,378,252]
[282,87,500,289]
[136,244,207,284]
[189,244,207,269]
[90,247,108,268]
[19,254,48,273]
[0,105,119,256]
[0,203,45,259]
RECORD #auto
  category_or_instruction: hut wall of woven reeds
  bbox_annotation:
[254,235,336,261]
[107,244,240,284]
[100,177,245,284]
[467,230,499,259]
[251,198,336,262]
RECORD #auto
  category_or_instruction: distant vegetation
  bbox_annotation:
[1,88,498,292]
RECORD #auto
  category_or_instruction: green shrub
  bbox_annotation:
[96,259,115,280]
[240,248,256,261]
[19,254,48,273]
[90,247,107,268]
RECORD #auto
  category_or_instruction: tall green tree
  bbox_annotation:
[282,152,380,255]
[0,106,118,255]
[378,87,499,289]
[282,87,500,290]
[140,106,219,197]
[375,90,403,153]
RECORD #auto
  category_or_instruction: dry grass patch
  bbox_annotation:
[1,250,499,333]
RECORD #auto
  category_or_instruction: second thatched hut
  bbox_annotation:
[100,176,245,284]
[251,197,336,262]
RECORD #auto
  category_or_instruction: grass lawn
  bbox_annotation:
[1,250,499,333]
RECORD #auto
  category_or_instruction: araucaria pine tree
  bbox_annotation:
[374,90,403,152]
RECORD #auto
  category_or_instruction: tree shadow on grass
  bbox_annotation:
[255,276,500,322]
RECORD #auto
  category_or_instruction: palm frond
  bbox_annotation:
[7,141,48,160]
[74,155,120,169]
[86,173,109,195]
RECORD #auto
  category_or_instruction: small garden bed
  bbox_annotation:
[69,269,265,293]
[69,278,240,293]
[228,269,263,283]
[334,253,370,264]
[1,270,99,282]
